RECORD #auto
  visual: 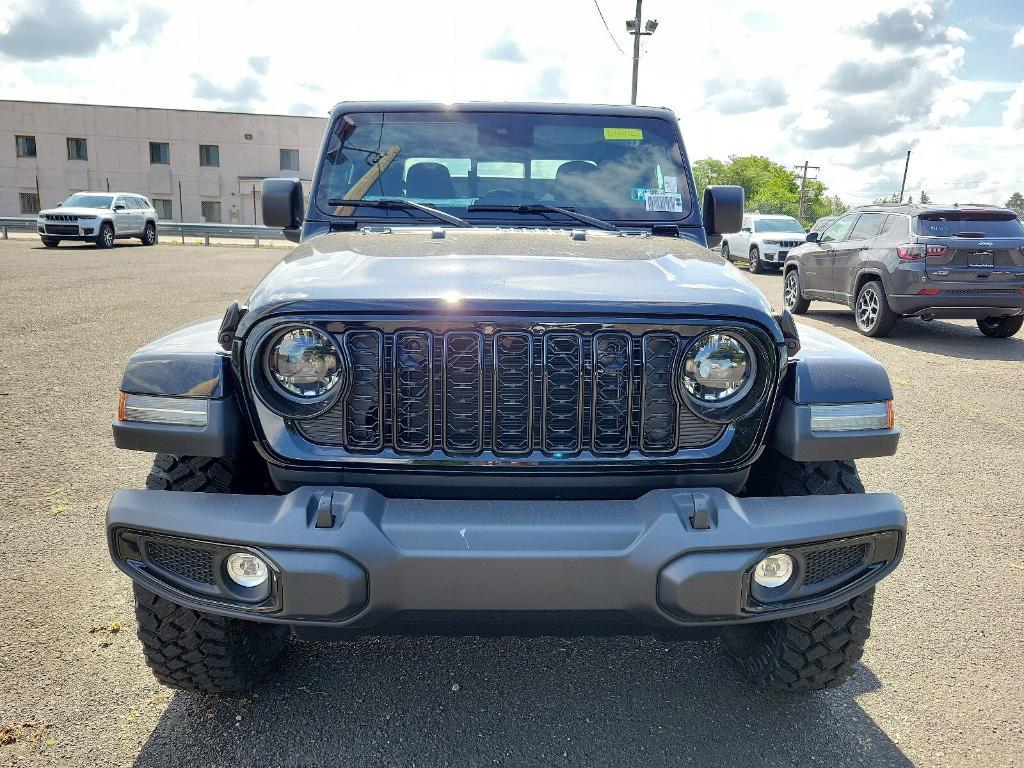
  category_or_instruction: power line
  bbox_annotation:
[591,0,627,55]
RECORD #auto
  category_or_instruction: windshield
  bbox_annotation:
[63,194,113,209]
[314,111,692,223]
[916,213,1024,238]
[755,218,804,233]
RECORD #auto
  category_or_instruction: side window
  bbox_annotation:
[820,213,858,243]
[113,196,127,210]
[849,212,887,240]
[741,216,752,232]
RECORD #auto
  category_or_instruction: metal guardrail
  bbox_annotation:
[0,217,285,246]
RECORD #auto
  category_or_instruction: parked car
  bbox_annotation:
[721,214,807,274]
[107,101,905,695]
[783,204,1024,337]
[809,215,838,237]
[36,192,158,249]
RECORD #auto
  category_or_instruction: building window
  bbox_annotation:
[152,198,173,220]
[16,135,37,158]
[67,137,88,160]
[149,142,170,164]
[199,145,219,167]
[201,200,222,223]
[280,148,299,171]
[20,192,41,214]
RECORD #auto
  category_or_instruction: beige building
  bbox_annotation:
[0,100,327,224]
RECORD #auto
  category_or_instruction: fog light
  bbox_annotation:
[753,553,794,589]
[225,552,268,588]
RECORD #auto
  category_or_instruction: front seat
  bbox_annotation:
[405,162,456,199]
[553,161,597,200]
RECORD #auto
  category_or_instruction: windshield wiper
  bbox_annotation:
[327,198,470,228]
[466,203,619,232]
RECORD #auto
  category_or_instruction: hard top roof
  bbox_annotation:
[328,101,677,121]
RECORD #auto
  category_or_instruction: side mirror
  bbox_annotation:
[262,178,304,238]
[114,204,126,211]
[805,231,819,243]
[701,185,744,248]
[741,227,752,233]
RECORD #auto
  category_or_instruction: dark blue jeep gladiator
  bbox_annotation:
[107,102,905,693]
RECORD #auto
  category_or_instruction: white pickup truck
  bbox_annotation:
[721,214,807,274]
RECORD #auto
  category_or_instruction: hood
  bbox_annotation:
[756,232,806,242]
[39,206,107,217]
[239,228,777,334]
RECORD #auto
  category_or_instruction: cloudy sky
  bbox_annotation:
[1,0,1022,205]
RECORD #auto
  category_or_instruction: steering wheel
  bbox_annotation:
[479,188,518,200]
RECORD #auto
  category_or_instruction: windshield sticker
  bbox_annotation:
[645,193,683,213]
[604,127,643,141]
[663,176,678,194]
[630,187,651,201]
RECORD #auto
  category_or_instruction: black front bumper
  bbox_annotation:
[107,486,905,632]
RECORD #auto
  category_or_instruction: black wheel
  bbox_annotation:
[854,280,897,337]
[134,454,281,693]
[134,584,288,694]
[748,246,764,274]
[721,242,731,262]
[726,450,872,691]
[96,222,115,249]
[783,269,811,314]
[41,237,60,248]
[141,221,158,246]
[977,315,1023,338]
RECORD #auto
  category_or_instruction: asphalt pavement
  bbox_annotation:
[0,238,1021,767]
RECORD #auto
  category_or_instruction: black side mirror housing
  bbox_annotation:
[114,204,126,211]
[805,231,819,243]
[262,178,304,241]
[701,185,744,248]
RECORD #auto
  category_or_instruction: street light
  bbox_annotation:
[625,1,658,105]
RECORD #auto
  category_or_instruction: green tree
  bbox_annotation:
[919,190,931,204]
[1006,192,1024,216]
[692,158,727,200]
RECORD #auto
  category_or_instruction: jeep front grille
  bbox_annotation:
[298,326,727,458]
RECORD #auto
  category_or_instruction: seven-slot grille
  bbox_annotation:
[297,326,727,458]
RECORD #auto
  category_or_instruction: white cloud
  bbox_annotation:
[1014,27,1024,47]
[1004,82,1024,129]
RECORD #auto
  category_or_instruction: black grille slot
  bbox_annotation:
[493,332,533,454]
[803,544,869,585]
[297,325,728,458]
[591,332,632,454]
[543,333,584,453]
[45,224,79,235]
[147,541,215,585]
[344,330,384,451]
[393,330,433,452]
[443,332,484,453]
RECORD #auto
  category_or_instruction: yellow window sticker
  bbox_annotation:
[603,127,643,141]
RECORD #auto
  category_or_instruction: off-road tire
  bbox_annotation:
[96,221,115,249]
[721,242,731,262]
[722,589,875,691]
[977,315,1023,338]
[783,268,811,314]
[134,584,288,693]
[748,246,764,274]
[136,454,279,692]
[141,221,158,246]
[854,279,897,337]
[727,449,870,690]
[41,237,60,248]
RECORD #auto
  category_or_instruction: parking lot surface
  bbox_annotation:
[1,239,1022,767]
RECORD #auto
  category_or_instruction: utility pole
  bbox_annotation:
[626,1,658,105]
[898,150,912,203]
[793,161,821,220]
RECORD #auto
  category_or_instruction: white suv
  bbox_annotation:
[721,214,807,274]
[36,192,158,249]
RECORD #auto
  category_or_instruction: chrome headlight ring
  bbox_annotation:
[252,324,348,419]
[677,329,763,423]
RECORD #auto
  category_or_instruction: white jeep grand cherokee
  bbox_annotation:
[36,192,158,249]
[721,214,807,274]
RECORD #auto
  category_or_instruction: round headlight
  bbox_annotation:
[681,332,754,405]
[267,327,342,399]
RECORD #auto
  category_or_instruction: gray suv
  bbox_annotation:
[783,204,1024,337]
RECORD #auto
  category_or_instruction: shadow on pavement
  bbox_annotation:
[802,308,1024,361]
[133,634,912,767]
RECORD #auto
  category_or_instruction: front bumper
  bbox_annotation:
[37,220,98,238]
[107,486,905,631]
